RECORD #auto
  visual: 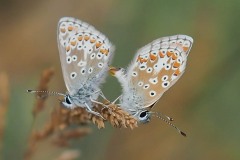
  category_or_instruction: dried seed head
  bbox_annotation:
[25,68,139,160]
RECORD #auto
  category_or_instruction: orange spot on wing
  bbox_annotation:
[84,36,90,41]
[173,62,181,68]
[66,46,70,52]
[142,58,148,63]
[100,49,104,54]
[173,69,181,76]
[137,56,147,63]
[96,42,102,48]
[150,53,157,61]
[171,54,178,60]
[159,51,165,58]
[100,49,109,56]
[90,39,96,43]
[167,51,173,57]
[104,49,109,56]
[137,55,141,62]
[78,36,83,41]
[70,41,76,46]
[60,28,66,33]
[68,26,74,31]
[183,46,189,52]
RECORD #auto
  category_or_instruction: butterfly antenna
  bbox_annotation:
[151,112,187,137]
[149,102,174,121]
[27,89,65,98]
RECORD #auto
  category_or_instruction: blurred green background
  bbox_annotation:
[1,0,240,159]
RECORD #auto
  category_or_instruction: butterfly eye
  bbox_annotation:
[61,95,74,108]
[138,111,150,123]
[65,96,72,105]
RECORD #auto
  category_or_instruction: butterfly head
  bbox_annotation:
[133,110,151,123]
[61,94,75,108]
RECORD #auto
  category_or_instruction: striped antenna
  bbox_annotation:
[150,112,187,137]
[27,89,65,98]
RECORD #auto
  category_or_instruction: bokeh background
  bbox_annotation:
[1,0,240,160]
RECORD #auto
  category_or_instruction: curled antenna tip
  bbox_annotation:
[180,131,187,137]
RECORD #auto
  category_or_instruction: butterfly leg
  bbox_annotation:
[92,89,108,101]
[90,96,108,106]
[98,90,107,100]
[112,95,122,104]
[99,95,122,113]
[90,96,111,113]
[84,102,105,119]
[90,90,111,109]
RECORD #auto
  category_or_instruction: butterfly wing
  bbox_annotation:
[57,17,114,95]
[126,35,193,108]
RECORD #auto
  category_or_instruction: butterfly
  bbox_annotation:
[28,17,114,118]
[109,35,193,136]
